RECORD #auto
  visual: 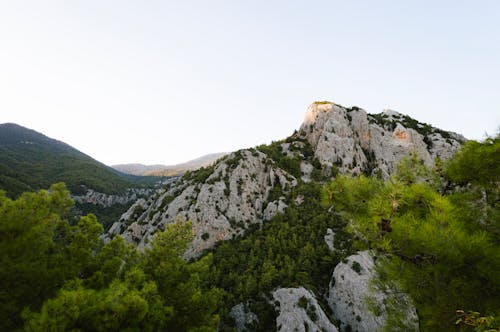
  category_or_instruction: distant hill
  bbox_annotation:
[0,123,158,197]
[112,152,229,176]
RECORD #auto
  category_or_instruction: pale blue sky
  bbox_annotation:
[1,1,499,165]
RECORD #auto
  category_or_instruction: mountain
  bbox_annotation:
[112,152,229,176]
[4,103,499,332]
[300,103,464,176]
[103,101,484,331]
[108,102,465,256]
[0,123,158,197]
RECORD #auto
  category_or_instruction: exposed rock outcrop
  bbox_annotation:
[72,188,156,208]
[108,102,464,258]
[328,251,419,332]
[230,303,259,332]
[300,102,464,178]
[324,228,336,252]
[107,149,297,257]
[273,287,338,332]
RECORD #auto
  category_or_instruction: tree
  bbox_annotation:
[0,183,73,330]
[142,221,222,331]
[24,268,167,332]
[446,134,500,236]
[322,156,500,331]
[1,183,223,331]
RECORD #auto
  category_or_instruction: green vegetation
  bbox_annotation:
[0,123,162,231]
[183,163,217,183]
[367,112,459,144]
[0,123,159,197]
[75,201,135,231]
[351,261,362,274]
[0,184,221,331]
[208,181,353,330]
[321,138,500,331]
[368,113,397,131]
[257,137,325,181]
[446,135,500,236]
[1,123,498,331]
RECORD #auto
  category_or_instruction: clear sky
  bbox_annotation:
[1,1,499,165]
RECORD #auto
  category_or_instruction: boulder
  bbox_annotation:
[273,287,338,332]
[328,251,419,332]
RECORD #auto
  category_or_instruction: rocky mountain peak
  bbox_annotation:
[299,101,465,178]
[107,101,466,258]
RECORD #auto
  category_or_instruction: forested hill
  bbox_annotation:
[0,123,157,197]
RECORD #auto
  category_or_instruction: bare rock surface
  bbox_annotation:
[324,228,336,252]
[108,149,297,257]
[107,102,464,259]
[328,251,420,332]
[300,102,464,178]
[230,303,259,332]
[73,188,155,208]
[273,287,338,332]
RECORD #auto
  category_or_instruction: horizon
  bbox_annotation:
[1,1,499,165]
[0,100,482,168]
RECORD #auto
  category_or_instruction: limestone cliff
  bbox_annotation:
[273,287,338,332]
[107,101,464,258]
[108,149,297,258]
[300,102,464,178]
[328,251,420,332]
[105,101,465,330]
[72,187,157,208]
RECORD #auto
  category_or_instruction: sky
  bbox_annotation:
[1,1,499,165]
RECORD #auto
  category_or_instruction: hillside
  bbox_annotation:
[112,152,228,176]
[3,103,498,332]
[108,102,466,256]
[100,102,499,331]
[0,123,158,197]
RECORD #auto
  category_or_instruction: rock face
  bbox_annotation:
[273,287,338,332]
[230,303,259,332]
[324,228,336,252]
[107,101,464,257]
[328,251,419,332]
[107,149,297,257]
[72,188,156,208]
[300,102,464,178]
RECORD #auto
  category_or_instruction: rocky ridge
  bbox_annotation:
[108,149,298,257]
[106,102,465,330]
[72,187,157,208]
[301,102,464,178]
[108,102,464,258]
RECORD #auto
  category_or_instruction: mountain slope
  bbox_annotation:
[108,102,465,256]
[109,149,298,257]
[105,102,471,330]
[0,123,156,197]
[112,152,228,176]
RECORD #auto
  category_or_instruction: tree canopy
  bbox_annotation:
[0,184,221,331]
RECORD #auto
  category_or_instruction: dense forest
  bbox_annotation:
[0,123,158,198]
[0,134,498,331]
